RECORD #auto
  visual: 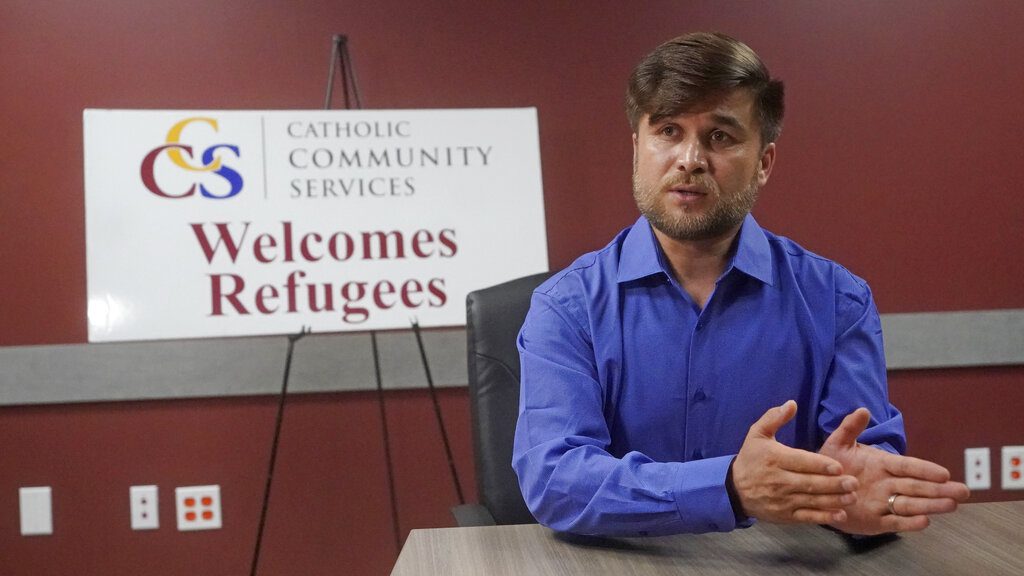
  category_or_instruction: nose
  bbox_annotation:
[676,139,708,174]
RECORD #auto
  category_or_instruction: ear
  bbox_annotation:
[632,132,638,165]
[756,142,776,186]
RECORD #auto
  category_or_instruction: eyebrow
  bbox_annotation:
[710,113,746,132]
[646,112,750,134]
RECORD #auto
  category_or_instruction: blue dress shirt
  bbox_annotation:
[512,214,905,537]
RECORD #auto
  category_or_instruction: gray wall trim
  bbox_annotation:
[0,329,467,406]
[881,309,1024,370]
[1,310,1021,406]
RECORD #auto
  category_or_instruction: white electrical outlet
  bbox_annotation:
[19,486,53,536]
[1002,446,1024,490]
[964,447,991,490]
[130,485,160,530]
[175,485,222,531]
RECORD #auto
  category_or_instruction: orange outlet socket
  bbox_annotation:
[175,485,222,531]
[1002,447,1024,490]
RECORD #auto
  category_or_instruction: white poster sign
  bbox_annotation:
[84,109,547,342]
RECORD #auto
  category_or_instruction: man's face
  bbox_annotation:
[632,89,776,243]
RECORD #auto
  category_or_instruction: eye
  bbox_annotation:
[659,124,679,138]
[709,130,731,143]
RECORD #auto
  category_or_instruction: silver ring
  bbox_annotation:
[887,494,899,515]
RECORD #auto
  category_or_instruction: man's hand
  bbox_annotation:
[820,408,971,536]
[732,401,860,525]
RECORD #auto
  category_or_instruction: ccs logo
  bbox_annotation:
[140,117,243,199]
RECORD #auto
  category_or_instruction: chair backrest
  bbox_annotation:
[465,271,551,525]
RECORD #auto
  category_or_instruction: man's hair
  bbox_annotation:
[626,32,785,146]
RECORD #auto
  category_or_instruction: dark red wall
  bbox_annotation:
[0,390,474,575]
[1,1,1022,574]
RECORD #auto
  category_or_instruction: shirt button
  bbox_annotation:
[694,389,706,401]
[691,449,703,459]
[695,321,704,330]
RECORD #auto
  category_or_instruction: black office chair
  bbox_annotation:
[452,271,552,527]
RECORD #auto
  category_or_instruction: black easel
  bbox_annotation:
[249,36,367,576]
[325,34,362,110]
[250,36,466,572]
[325,33,407,556]
[370,331,402,554]
[411,320,466,506]
[250,326,310,576]
[326,36,465,550]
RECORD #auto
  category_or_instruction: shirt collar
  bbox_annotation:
[617,214,774,286]
[730,213,774,286]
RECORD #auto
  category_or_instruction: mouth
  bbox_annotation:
[666,186,709,203]
[669,187,706,197]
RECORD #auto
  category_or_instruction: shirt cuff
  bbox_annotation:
[725,456,755,527]
[669,454,753,533]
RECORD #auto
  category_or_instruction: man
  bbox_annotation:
[512,32,969,537]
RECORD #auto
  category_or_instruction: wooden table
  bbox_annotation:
[392,500,1024,575]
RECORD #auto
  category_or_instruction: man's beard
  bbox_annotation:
[632,169,759,242]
